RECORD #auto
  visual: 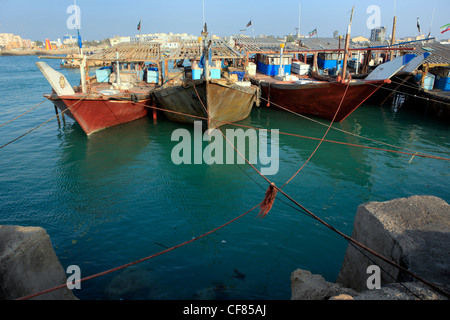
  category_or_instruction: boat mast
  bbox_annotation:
[390,17,397,60]
[390,0,397,61]
[298,2,301,39]
[116,49,121,88]
[74,0,83,55]
[201,23,210,81]
[341,5,354,82]
[278,43,285,77]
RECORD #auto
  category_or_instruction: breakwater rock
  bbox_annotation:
[0,225,77,300]
[291,195,450,300]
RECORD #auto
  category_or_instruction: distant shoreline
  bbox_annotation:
[0,47,102,57]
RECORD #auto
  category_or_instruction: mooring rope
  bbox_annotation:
[366,80,450,106]
[135,99,450,162]
[280,81,350,188]
[15,79,450,300]
[0,94,89,149]
[0,98,47,128]
[189,81,450,299]
[0,95,89,150]
[16,203,261,300]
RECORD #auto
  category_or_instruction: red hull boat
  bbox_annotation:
[37,60,154,135]
[45,93,150,135]
[258,77,388,122]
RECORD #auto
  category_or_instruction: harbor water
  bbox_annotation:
[0,55,449,300]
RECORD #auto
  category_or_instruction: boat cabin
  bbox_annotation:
[256,53,294,76]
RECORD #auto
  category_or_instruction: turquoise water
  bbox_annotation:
[0,55,449,300]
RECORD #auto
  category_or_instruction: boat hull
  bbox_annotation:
[47,95,150,135]
[258,79,386,122]
[154,79,257,129]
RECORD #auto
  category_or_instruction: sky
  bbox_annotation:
[0,0,449,42]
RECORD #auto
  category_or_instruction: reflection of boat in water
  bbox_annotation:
[154,25,258,130]
[37,43,161,135]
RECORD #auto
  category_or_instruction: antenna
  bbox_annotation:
[298,2,301,38]
[202,0,205,26]
[428,8,435,37]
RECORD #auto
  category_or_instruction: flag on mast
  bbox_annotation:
[440,23,450,34]
[308,28,317,37]
[77,29,82,49]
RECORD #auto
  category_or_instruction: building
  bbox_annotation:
[351,36,370,44]
[370,27,386,42]
[0,33,33,49]
[63,35,77,45]
[109,36,131,46]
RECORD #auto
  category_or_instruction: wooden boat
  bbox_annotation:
[153,27,258,130]
[154,77,257,130]
[252,53,431,122]
[37,43,160,135]
[236,6,430,123]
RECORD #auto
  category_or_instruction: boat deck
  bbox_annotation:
[250,72,323,84]
[74,81,158,95]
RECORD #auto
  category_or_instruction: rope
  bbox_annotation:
[133,100,450,162]
[256,85,426,156]
[366,81,450,106]
[0,98,47,128]
[16,203,260,300]
[281,81,350,188]
[275,187,450,299]
[0,95,89,150]
[15,78,450,299]
[187,82,450,298]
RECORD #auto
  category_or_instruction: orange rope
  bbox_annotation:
[281,81,350,188]
[135,101,450,162]
[16,203,260,300]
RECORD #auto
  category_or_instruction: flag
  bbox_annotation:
[441,23,450,34]
[417,17,421,33]
[246,20,252,28]
[77,29,82,49]
[137,19,141,31]
[308,28,317,37]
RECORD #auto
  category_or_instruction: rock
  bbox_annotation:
[291,269,445,300]
[291,269,357,300]
[291,196,450,300]
[336,195,450,294]
[329,294,354,300]
[353,282,445,300]
[0,225,77,300]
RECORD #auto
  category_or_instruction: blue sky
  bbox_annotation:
[0,0,449,41]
